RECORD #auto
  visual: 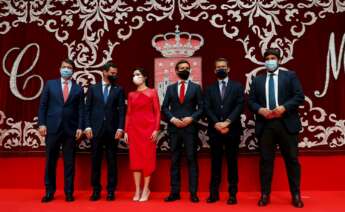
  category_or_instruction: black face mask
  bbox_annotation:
[108,75,117,84]
[177,69,190,80]
[216,69,228,79]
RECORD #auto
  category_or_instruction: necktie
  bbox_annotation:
[63,80,69,103]
[179,81,185,104]
[103,84,109,103]
[268,73,276,110]
[221,80,226,100]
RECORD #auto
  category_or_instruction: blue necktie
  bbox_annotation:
[103,84,109,103]
[268,73,276,110]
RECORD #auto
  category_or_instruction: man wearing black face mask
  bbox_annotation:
[84,61,125,201]
[204,58,244,204]
[162,59,203,203]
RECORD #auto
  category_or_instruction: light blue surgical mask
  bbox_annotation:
[60,67,73,78]
[265,59,278,72]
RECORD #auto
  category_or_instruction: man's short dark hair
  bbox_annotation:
[103,61,117,71]
[215,57,229,66]
[63,58,75,69]
[264,48,281,60]
[175,59,190,71]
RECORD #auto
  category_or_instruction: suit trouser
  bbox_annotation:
[169,130,199,194]
[259,119,301,196]
[44,129,76,195]
[209,133,239,196]
[90,126,118,193]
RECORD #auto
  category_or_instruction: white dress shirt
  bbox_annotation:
[265,69,279,109]
[177,80,189,96]
[102,80,111,95]
[61,77,72,93]
[218,77,229,94]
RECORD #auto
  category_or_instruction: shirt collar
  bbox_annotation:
[61,77,71,84]
[267,68,280,75]
[218,77,229,85]
[178,79,189,85]
[102,80,110,86]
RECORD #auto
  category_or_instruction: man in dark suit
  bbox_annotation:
[84,62,125,201]
[204,58,244,204]
[248,48,305,208]
[38,58,84,203]
[162,60,203,203]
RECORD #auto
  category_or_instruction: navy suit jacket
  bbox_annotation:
[204,80,244,138]
[84,83,125,138]
[38,79,84,136]
[248,69,305,136]
[162,81,203,133]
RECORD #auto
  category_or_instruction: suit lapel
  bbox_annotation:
[259,74,267,107]
[56,79,64,104]
[65,82,77,104]
[277,70,285,105]
[105,85,117,106]
[97,83,105,105]
[183,81,193,103]
[222,80,232,102]
[214,82,222,104]
[173,82,179,103]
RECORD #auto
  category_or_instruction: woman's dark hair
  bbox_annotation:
[133,67,149,86]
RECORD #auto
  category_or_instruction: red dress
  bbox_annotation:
[125,88,161,176]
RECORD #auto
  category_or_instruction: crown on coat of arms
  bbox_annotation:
[152,25,204,58]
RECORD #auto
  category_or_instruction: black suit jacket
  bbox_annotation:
[204,79,244,138]
[162,81,203,133]
[38,79,84,136]
[84,83,125,137]
[248,69,305,136]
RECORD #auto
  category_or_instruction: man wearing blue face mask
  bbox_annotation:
[248,48,305,208]
[38,58,84,203]
[204,58,244,205]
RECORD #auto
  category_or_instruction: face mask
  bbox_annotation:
[216,69,228,79]
[177,69,190,80]
[108,75,117,84]
[133,75,144,85]
[60,67,73,78]
[265,59,278,72]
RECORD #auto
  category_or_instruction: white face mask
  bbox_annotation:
[133,75,144,85]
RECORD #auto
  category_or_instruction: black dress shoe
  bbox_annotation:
[65,194,75,202]
[106,192,115,201]
[258,194,270,207]
[190,194,199,203]
[292,194,304,208]
[227,195,237,205]
[206,195,219,203]
[90,191,101,201]
[41,193,54,203]
[164,193,181,202]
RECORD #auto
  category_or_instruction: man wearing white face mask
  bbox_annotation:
[248,48,305,208]
[125,68,160,202]
[38,58,84,203]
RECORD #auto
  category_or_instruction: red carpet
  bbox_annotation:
[0,190,344,212]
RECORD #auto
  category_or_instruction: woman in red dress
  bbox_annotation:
[125,68,160,202]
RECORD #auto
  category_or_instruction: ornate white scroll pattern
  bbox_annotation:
[0,0,344,151]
